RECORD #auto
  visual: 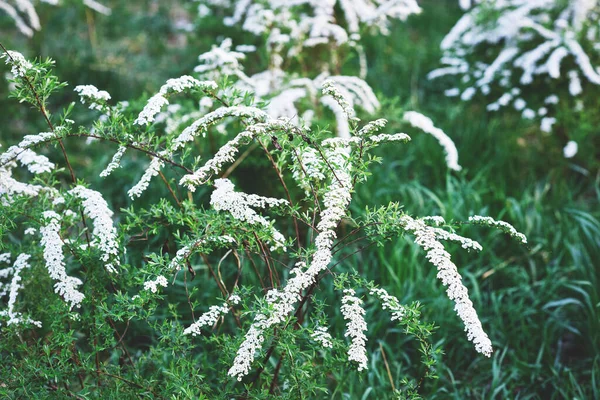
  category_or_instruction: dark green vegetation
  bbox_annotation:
[1,0,598,398]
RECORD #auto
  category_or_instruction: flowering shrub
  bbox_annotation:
[0,32,530,396]
[430,0,600,159]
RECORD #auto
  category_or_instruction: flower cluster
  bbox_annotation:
[69,186,120,273]
[40,211,85,309]
[311,326,333,348]
[468,215,527,244]
[210,178,288,251]
[128,156,165,199]
[1,49,33,76]
[99,146,127,177]
[400,214,493,357]
[369,287,406,322]
[341,289,369,371]
[74,85,112,111]
[179,118,293,190]
[0,253,41,328]
[143,275,168,293]
[431,0,600,146]
[134,76,217,126]
[183,294,241,336]
[404,111,462,171]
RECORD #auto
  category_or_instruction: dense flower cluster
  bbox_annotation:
[404,111,462,171]
[310,325,334,348]
[341,289,369,371]
[400,214,493,357]
[369,287,406,322]
[0,254,41,328]
[134,76,217,126]
[183,294,241,336]
[431,0,600,149]
[143,275,168,293]
[210,178,288,251]
[99,146,127,177]
[40,211,85,309]
[74,85,112,111]
[69,186,120,273]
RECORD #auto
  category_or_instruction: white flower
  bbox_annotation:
[563,140,578,158]
[128,156,165,199]
[370,287,406,322]
[69,186,120,273]
[341,289,368,371]
[209,179,287,251]
[143,275,168,293]
[1,50,33,76]
[183,297,239,336]
[0,254,42,328]
[134,76,217,126]
[401,215,493,357]
[74,85,111,111]
[404,111,462,171]
[540,117,556,133]
[468,215,527,244]
[40,211,85,309]
[100,146,127,178]
[311,326,333,348]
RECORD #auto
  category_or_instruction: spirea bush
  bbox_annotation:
[431,0,600,160]
[0,4,528,397]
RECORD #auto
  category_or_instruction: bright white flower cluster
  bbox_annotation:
[340,289,369,371]
[369,287,406,322]
[203,0,421,42]
[134,76,217,126]
[227,313,269,380]
[180,118,293,190]
[74,85,112,111]
[183,295,241,336]
[143,275,168,293]
[0,253,42,328]
[168,235,236,271]
[1,49,33,76]
[400,214,493,357]
[0,0,110,37]
[210,178,288,251]
[311,326,333,348]
[431,0,600,139]
[172,106,269,152]
[194,38,247,80]
[40,211,85,309]
[404,111,462,171]
[99,146,127,178]
[322,80,355,119]
[69,186,120,273]
[468,215,527,244]
[291,147,327,194]
[128,156,165,199]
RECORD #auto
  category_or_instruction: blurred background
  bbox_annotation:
[1,0,598,398]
